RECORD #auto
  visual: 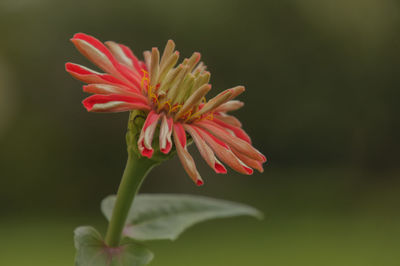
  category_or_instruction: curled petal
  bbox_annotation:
[105,41,136,70]
[158,51,179,84]
[232,148,264,173]
[227,86,245,101]
[149,47,160,87]
[192,89,232,118]
[138,111,161,158]
[184,125,227,174]
[159,115,173,154]
[65,63,130,87]
[104,41,144,89]
[214,113,242,127]
[71,33,142,88]
[214,100,244,113]
[166,65,190,100]
[83,84,143,97]
[118,43,145,74]
[173,123,204,186]
[212,117,251,143]
[193,61,207,73]
[71,34,123,77]
[194,126,253,175]
[173,122,186,147]
[82,94,150,113]
[185,52,201,73]
[117,64,143,89]
[197,120,265,162]
[143,50,152,70]
[159,40,176,74]
[175,84,211,119]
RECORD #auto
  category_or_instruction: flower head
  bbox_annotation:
[66,33,266,186]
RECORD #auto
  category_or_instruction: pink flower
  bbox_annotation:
[66,33,266,186]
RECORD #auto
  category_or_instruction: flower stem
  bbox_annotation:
[104,154,157,247]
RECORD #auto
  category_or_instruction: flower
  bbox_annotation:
[66,33,266,186]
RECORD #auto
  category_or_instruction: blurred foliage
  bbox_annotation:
[0,0,399,265]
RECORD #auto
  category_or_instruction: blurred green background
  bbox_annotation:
[0,0,399,265]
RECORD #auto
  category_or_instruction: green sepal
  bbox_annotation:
[101,194,263,241]
[74,226,154,266]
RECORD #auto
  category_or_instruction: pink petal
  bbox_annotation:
[71,34,121,75]
[173,123,186,147]
[105,41,135,69]
[175,84,211,119]
[197,120,264,162]
[105,42,149,92]
[212,117,251,143]
[83,84,143,98]
[173,123,204,185]
[184,125,227,174]
[159,115,173,154]
[65,63,132,88]
[192,89,232,118]
[227,86,245,101]
[232,148,264,173]
[119,43,146,74]
[72,33,116,63]
[114,63,143,89]
[71,33,142,88]
[82,94,151,113]
[214,100,244,113]
[214,113,242,127]
[194,126,253,175]
[137,111,161,158]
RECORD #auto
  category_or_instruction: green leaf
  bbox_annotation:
[101,194,263,241]
[74,226,154,266]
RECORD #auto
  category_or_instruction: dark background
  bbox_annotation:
[0,0,399,265]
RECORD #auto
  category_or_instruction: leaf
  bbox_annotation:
[74,226,154,266]
[101,194,263,241]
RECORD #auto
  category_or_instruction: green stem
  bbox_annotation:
[104,154,157,247]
